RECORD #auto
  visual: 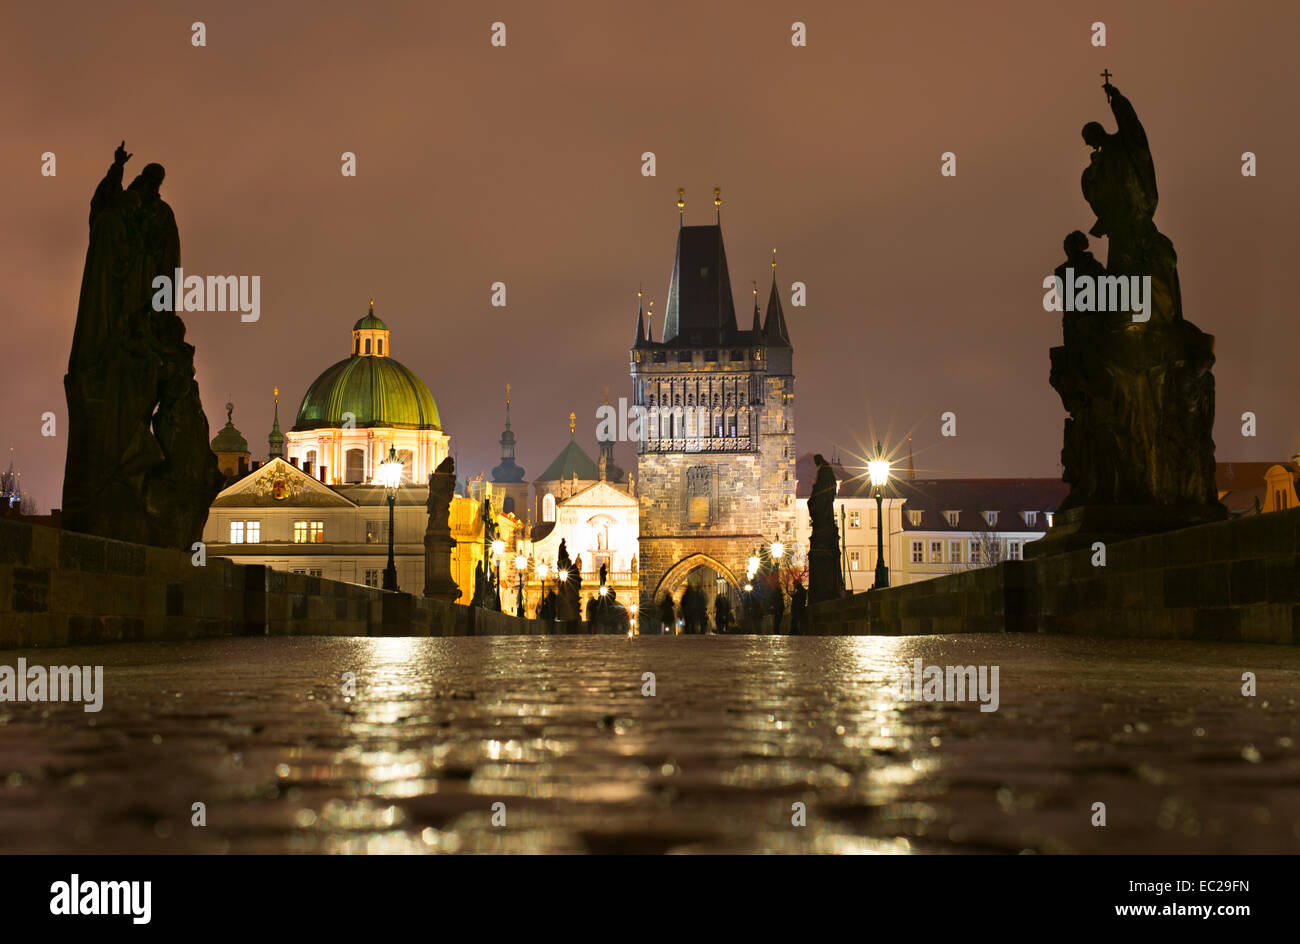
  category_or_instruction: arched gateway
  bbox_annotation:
[653,553,742,603]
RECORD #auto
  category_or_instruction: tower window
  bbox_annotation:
[377,338,384,355]
[364,338,372,355]
[354,337,360,355]
[542,493,556,523]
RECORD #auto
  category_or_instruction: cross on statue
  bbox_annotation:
[1100,69,1112,84]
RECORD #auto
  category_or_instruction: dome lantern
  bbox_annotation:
[351,298,391,358]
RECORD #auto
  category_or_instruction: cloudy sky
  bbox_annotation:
[3,0,1297,512]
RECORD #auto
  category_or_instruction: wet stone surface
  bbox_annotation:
[1,634,1298,854]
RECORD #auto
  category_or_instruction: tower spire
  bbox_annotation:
[751,280,761,336]
[268,386,285,460]
[907,435,915,482]
[762,248,790,346]
[677,188,685,226]
[632,288,646,347]
[492,383,525,483]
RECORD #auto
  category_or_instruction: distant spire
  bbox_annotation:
[492,382,525,483]
[646,301,654,342]
[762,250,791,346]
[713,187,722,223]
[677,188,685,226]
[268,386,285,460]
[751,280,761,336]
[907,435,915,482]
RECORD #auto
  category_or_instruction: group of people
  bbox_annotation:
[649,578,808,635]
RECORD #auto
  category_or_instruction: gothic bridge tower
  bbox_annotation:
[629,190,795,606]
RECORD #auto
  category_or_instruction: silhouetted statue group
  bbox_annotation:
[63,142,222,548]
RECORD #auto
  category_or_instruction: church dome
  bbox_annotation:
[211,402,249,452]
[292,303,441,432]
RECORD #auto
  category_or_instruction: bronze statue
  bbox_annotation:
[1038,81,1224,552]
[423,456,459,602]
[807,453,843,602]
[62,141,222,548]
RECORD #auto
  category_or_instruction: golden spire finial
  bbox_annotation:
[677,188,685,215]
[506,382,511,408]
[369,297,374,309]
[569,411,576,437]
[771,248,777,271]
[713,187,721,209]
[273,386,279,400]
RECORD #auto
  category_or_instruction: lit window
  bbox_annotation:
[907,509,922,527]
[849,550,861,570]
[1007,540,1023,561]
[1045,512,1054,528]
[944,510,960,527]
[929,540,943,563]
[365,520,387,544]
[293,521,308,544]
[542,493,556,523]
[949,540,962,563]
[969,541,982,564]
[246,520,260,544]
[310,521,324,543]
[911,540,923,563]
[364,570,380,587]
[229,521,244,544]
[983,511,998,527]
[1022,510,1037,526]
[848,510,861,529]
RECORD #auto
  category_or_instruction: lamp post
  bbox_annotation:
[868,441,891,589]
[377,446,403,591]
[514,552,527,616]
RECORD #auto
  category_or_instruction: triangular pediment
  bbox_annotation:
[562,480,638,508]
[212,458,356,508]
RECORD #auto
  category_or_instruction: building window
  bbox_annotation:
[364,338,372,354]
[1007,540,1023,561]
[294,521,308,544]
[1045,512,1054,528]
[354,337,360,355]
[376,339,383,356]
[907,509,922,527]
[229,521,244,544]
[310,521,324,543]
[983,510,998,527]
[911,540,924,563]
[929,540,944,563]
[364,569,380,588]
[246,520,261,544]
[1022,510,1037,526]
[950,540,962,563]
[542,493,556,523]
[944,510,960,527]
[849,550,861,570]
[969,541,982,564]
[503,496,515,515]
[365,520,387,544]
[848,510,861,529]
[345,448,365,484]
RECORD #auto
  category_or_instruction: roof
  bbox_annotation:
[293,355,440,431]
[210,406,249,454]
[352,312,388,331]
[662,224,738,346]
[535,437,601,483]
[897,479,1070,532]
[762,274,790,346]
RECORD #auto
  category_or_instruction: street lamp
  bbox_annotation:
[515,553,527,616]
[376,445,403,591]
[868,440,891,589]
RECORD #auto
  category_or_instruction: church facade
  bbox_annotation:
[629,203,796,606]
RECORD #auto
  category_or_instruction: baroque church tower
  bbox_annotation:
[629,190,796,604]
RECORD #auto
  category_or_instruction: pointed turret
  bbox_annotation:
[750,281,762,338]
[762,251,791,347]
[662,188,738,345]
[632,290,647,348]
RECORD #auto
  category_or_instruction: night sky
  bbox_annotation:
[4,0,1297,514]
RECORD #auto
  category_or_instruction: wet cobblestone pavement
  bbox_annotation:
[1,634,1298,854]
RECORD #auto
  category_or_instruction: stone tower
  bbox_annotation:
[629,194,795,605]
[490,384,529,519]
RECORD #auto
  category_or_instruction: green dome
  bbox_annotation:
[293,355,441,431]
[211,403,249,452]
[353,312,388,331]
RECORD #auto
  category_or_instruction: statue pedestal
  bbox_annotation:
[423,533,459,603]
[1026,503,1227,558]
